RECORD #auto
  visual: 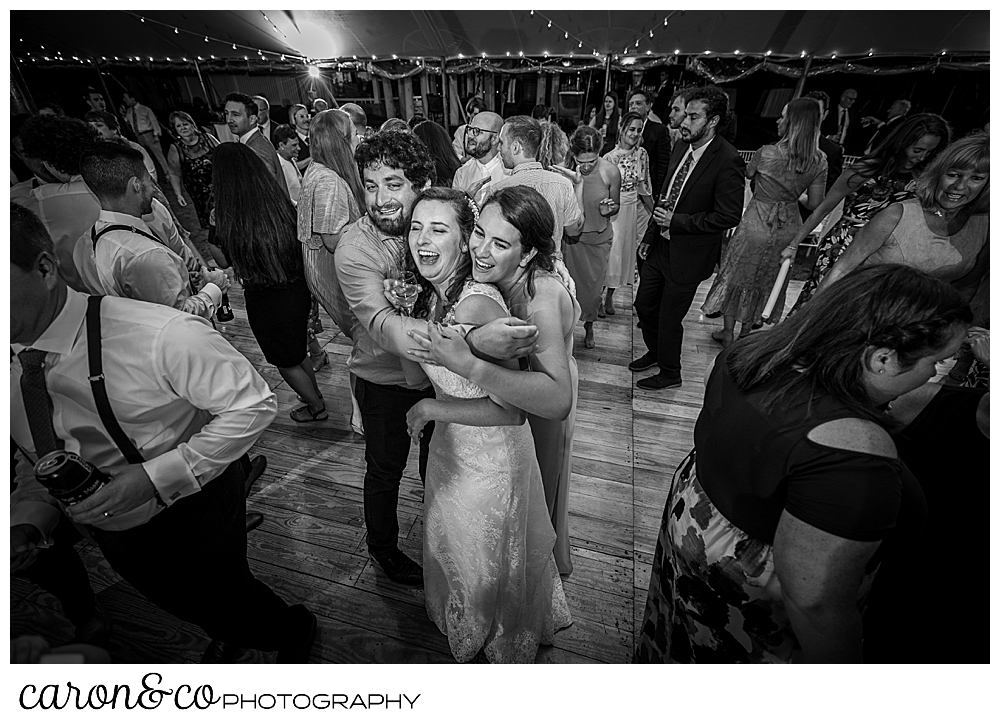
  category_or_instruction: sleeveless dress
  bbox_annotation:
[175,133,217,228]
[864,198,989,283]
[422,280,572,663]
[789,171,915,315]
[524,272,583,577]
[563,161,615,323]
[702,144,827,323]
[604,145,652,288]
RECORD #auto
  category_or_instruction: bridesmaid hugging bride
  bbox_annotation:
[394,186,574,663]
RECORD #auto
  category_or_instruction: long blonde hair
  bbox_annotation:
[780,97,822,174]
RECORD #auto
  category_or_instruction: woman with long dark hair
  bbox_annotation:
[406,186,582,577]
[212,143,326,422]
[703,98,828,345]
[637,264,971,663]
[591,91,621,155]
[782,112,952,314]
[412,120,461,187]
[561,125,621,349]
[400,187,571,662]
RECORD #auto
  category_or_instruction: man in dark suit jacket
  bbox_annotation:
[627,89,671,193]
[820,88,858,151]
[630,86,746,390]
[863,100,911,154]
[224,92,289,197]
[799,91,844,220]
[253,95,276,146]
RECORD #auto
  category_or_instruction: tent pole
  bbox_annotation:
[440,56,448,128]
[12,53,37,114]
[793,55,812,98]
[193,60,212,106]
[603,54,612,96]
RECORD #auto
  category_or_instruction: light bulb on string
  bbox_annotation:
[204,36,209,43]
[174,27,179,34]
[765,50,772,56]
[233,43,237,50]
[518,51,524,57]
[734,49,739,55]
[663,18,668,25]
[674,49,680,54]
[578,41,582,48]
[140,17,145,22]
[506,51,511,56]
[547,21,552,28]
[649,31,654,38]
[646,50,652,55]
[564,32,568,39]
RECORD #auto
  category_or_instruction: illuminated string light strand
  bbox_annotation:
[527,10,603,59]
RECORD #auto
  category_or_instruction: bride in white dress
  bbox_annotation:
[400,187,571,663]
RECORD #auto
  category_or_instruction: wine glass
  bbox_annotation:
[389,271,421,316]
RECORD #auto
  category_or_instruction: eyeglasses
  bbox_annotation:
[466,126,496,139]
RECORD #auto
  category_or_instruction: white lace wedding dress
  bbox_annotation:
[422,280,572,663]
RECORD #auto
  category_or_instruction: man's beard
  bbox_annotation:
[681,124,707,144]
[467,139,491,160]
[368,205,408,237]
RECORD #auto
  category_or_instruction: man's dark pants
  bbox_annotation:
[634,240,701,378]
[354,377,433,560]
[89,459,295,651]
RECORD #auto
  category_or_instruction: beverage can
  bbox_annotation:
[34,451,110,505]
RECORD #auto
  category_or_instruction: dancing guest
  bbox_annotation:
[298,109,365,429]
[380,117,410,134]
[821,132,989,301]
[75,144,229,320]
[665,88,691,148]
[289,103,312,170]
[407,186,581,577]
[85,111,157,180]
[14,115,101,291]
[782,113,951,314]
[702,97,828,345]
[538,121,570,171]
[631,86,745,390]
[480,115,584,256]
[413,120,462,187]
[562,126,621,349]
[166,111,219,229]
[401,187,572,662]
[626,90,671,195]
[336,130,536,586]
[224,93,288,196]
[10,203,317,664]
[273,124,303,205]
[581,104,598,129]
[864,100,912,155]
[121,91,169,177]
[212,143,325,423]
[452,96,487,162]
[604,111,653,316]
[339,102,369,140]
[452,112,506,196]
[591,91,621,155]
[798,91,844,215]
[252,95,274,145]
[635,264,971,663]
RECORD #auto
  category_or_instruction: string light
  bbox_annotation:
[674,49,680,54]
[734,49,740,55]
[765,50,772,56]
[174,27,179,34]
[204,36,209,42]
[547,21,552,27]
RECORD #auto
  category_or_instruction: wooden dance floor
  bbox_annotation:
[10,277,804,664]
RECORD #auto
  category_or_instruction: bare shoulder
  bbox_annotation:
[806,418,897,459]
[453,289,506,327]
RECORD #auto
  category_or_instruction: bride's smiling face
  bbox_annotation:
[469,204,532,287]
[408,199,465,287]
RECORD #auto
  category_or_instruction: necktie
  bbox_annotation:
[18,349,65,457]
[663,150,695,212]
[839,108,848,143]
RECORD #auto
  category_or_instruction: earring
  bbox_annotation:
[878,369,884,374]
[460,244,468,253]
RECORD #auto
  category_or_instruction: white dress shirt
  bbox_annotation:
[126,103,161,136]
[126,139,158,181]
[143,198,200,271]
[11,290,278,535]
[452,153,507,195]
[73,209,221,319]
[663,140,711,207]
[279,154,302,205]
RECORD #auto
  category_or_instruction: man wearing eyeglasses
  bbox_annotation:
[452,112,507,196]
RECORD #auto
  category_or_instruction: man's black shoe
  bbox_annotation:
[200,640,245,663]
[628,353,658,372]
[636,372,682,390]
[704,311,722,319]
[276,604,317,664]
[244,455,267,497]
[372,550,424,587]
[246,512,265,532]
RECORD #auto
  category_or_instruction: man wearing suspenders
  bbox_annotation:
[11,203,317,663]
[73,144,229,318]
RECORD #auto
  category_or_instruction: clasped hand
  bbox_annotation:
[652,207,673,231]
[66,463,158,525]
[406,317,538,369]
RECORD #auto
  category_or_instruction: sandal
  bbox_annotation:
[310,350,329,372]
[290,404,328,422]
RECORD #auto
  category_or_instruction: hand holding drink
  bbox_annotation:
[389,272,421,316]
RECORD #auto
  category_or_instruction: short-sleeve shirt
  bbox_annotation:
[297,162,359,250]
[479,161,583,250]
[694,342,925,546]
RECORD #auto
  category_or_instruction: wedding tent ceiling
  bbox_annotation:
[12,9,989,63]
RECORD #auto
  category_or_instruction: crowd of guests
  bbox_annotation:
[10,76,989,664]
